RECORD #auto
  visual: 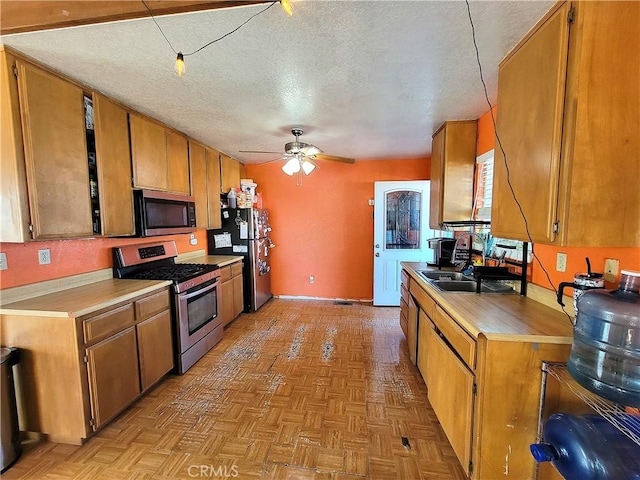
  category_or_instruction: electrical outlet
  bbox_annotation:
[604,258,619,283]
[189,233,198,246]
[556,252,567,272]
[0,252,7,270]
[368,199,375,206]
[38,248,51,265]
[309,275,315,284]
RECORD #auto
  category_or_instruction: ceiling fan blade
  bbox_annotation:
[312,153,355,164]
[239,150,282,154]
[254,156,286,165]
[300,144,323,156]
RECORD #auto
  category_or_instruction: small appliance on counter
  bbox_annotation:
[208,207,273,312]
[427,237,456,268]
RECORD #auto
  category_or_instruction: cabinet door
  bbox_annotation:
[491,4,570,243]
[130,113,167,190]
[416,308,431,384]
[429,127,445,229]
[407,296,419,365]
[137,310,174,391]
[166,130,190,194]
[16,60,93,239]
[86,327,140,429]
[429,121,477,229]
[220,153,240,194]
[426,325,474,472]
[206,148,222,229]
[93,93,134,236]
[232,271,244,318]
[189,141,209,228]
[220,277,234,327]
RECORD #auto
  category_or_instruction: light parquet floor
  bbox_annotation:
[4,298,467,480]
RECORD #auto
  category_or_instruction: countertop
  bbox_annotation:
[402,262,574,342]
[178,255,243,267]
[0,279,171,318]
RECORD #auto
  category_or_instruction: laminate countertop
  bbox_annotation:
[178,255,243,267]
[0,279,171,318]
[402,262,574,343]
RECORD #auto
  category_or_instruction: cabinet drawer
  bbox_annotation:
[400,297,408,326]
[400,281,409,304]
[219,265,232,282]
[401,269,409,289]
[433,305,476,369]
[410,284,436,318]
[135,289,170,320]
[231,261,243,277]
[83,303,135,343]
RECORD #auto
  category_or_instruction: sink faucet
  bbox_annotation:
[452,232,473,272]
[452,232,489,271]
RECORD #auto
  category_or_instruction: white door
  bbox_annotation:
[373,181,435,306]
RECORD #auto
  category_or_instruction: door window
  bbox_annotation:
[385,191,422,250]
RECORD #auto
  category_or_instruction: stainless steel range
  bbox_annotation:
[113,241,222,374]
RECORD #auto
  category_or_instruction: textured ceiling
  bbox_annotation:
[0,0,554,164]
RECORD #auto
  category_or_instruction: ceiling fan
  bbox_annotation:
[240,128,355,177]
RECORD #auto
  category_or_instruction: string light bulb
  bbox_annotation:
[174,52,185,77]
[280,0,293,16]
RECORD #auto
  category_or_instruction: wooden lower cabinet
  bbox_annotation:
[137,310,174,391]
[220,261,244,326]
[425,323,475,472]
[86,327,140,429]
[0,286,172,444]
[406,267,575,479]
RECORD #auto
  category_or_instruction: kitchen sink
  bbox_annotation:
[418,271,473,281]
[422,277,515,294]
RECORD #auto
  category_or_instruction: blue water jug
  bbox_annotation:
[530,413,640,480]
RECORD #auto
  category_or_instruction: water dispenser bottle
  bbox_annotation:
[530,412,640,480]
[568,270,640,407]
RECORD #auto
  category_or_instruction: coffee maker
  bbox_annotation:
[427,237,457,267]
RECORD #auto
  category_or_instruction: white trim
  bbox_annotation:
[476,149,495,163]
[276,295,374,304]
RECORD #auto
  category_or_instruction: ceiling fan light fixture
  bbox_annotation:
[282,157,300,175]
[280,0,294,16]
[301,160,315,175]
[174,52,185,77]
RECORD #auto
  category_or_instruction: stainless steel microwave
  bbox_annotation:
[134,190,196,237]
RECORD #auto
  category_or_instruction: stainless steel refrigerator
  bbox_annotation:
[207,208,273,312]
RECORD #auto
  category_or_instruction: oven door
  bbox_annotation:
[175,277,222,352]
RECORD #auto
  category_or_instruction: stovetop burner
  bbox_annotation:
[128,263,216,282]
[113,241,220,293]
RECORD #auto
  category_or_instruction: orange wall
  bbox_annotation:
[476,107,640,290]
[246,157,430,300]
[0,230,208,289]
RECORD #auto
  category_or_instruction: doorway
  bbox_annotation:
[373,181,436,306]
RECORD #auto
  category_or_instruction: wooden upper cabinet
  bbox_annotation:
[189,141,222,228]
[220,153,240,194]
[130,113,166,191]
[16,59,93,239]
[492,1,639,246]
[189,140,209,228]
[166,130,190,194]
[429,120,478,229]
[207,148,222,229]
[130,113,190,194]
[93,93,134,236]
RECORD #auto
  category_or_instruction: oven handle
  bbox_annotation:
[181,277,220,300]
